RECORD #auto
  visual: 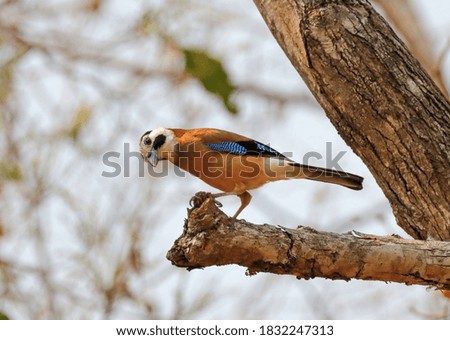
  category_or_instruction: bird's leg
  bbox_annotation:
[211,191,252,219]
[232,191,252,220]
[211,192,233,208]
[211,192,229,198]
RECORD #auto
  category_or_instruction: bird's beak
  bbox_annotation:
[147,149,159,167]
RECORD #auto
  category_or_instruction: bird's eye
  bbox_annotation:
[144,137,152,146]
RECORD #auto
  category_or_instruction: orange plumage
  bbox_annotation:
[139,127,363,219]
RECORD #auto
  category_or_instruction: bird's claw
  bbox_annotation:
[189,191,223,209]
[189,191,211,208]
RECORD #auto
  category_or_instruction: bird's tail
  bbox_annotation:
[287,162,363,190]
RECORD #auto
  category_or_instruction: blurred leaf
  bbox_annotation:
[0,162,22,181]
[0,311,9,320]
[68,105,92,140]
[183,48,238,115]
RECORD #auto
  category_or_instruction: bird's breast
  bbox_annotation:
[168,144,278,194]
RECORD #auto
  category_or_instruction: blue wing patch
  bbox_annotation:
[205,140,286,158]
[205,142,247,155]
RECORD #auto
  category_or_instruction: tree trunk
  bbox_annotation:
[374,0,449,96]
[252,0,450,240]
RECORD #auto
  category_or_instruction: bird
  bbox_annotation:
[139,127,363,219]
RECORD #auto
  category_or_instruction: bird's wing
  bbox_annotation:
[173,128,288,158]
[204,140,287,158]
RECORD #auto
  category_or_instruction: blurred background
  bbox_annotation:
[0,0,449,319]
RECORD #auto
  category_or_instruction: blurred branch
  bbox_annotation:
[375,0,448,97]
[0,22,313,109]
[0,22,176,79]
[168,193,450,289]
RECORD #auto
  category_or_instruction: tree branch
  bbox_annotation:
[167,193,450,290]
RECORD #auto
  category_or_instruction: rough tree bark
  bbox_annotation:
[374,0,449,97]
[168,0,450,287]
[252,0,450,241]
[167,193,450,289]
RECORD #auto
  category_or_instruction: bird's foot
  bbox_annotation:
[189,191,209,208]
[211,198,223,208]
[189,191,223,209]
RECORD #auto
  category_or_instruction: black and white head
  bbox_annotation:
[139,127,176,166]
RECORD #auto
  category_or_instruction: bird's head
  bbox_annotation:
[139,127,176,166]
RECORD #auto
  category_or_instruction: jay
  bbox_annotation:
[139,127,363,219]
